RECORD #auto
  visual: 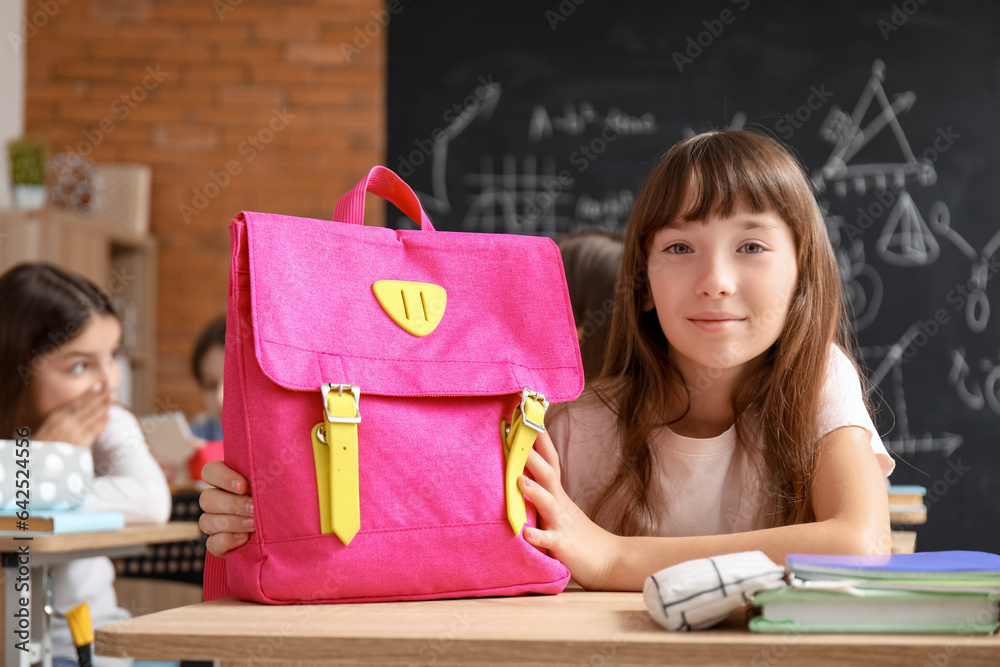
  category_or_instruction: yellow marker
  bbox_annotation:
[66,601,94,667]
[372,280,447,336]
[502,389,549,535]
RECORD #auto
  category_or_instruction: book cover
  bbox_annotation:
[787,551,1000,581]
[888,505,927,525]
[749,586,1000,635]
[887,485,926,505]
[0,509,126,534]
[795,578,1000,595]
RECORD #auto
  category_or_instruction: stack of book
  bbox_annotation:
[750,551,1000,634]
[888,484,927,554]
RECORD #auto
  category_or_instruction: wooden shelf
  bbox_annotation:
[0,207,158,414]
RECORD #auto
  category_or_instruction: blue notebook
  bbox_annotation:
[0,509,125,534]
[887,485,927,495]
[787,551,1000,581]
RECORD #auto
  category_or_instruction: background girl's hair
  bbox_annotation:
[0,263,117,438]
[557,228,624,382]
[590,129,851,535]
[191,315,227,386]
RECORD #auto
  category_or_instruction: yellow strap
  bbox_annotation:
[313,390,362,545]
[311,424,332,534]
[502,394,547,535]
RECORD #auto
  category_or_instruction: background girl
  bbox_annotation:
[0,263,171,667]
[198,130,894,592]
[557,228,625,381]
[189,315,225,442]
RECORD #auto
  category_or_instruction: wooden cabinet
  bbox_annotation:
[0,208,157,414]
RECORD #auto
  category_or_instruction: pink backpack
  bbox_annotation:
[204,167,584,603]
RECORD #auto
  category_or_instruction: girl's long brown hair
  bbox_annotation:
[589,130,853,535]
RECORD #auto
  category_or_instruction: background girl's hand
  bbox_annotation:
[520,431,622,590]
[199,460,254,557]
[33,383,113,448]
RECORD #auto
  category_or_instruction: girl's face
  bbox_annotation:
[198,344,225,419]
[646,207,799,384]
[29,314,122,419]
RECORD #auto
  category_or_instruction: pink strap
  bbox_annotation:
[334,166,435,230]
[203,552,231,600]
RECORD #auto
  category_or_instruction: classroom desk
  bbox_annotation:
[0,522,204,667]
[96,588,1000,666]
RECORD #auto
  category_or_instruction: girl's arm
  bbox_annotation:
[84,405,173,524]
[522,425,890,592]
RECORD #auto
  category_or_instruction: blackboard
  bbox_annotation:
[388,0,1000,554]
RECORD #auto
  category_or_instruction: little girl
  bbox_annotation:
[0,263,172,667]
[198,130,894,591]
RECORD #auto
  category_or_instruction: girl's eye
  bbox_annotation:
[665,243,692,254]
[69,362,86,374]
[739,242,764,254]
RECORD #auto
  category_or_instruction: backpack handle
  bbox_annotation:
[334,166,435,231]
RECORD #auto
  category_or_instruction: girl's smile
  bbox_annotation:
[687,311,747,332]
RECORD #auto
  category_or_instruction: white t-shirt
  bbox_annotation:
[549,345,894,537]
[50,404,172,667]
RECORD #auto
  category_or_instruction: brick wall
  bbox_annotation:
[24,0,385,417]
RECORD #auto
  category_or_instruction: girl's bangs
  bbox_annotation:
[667,132,804,227]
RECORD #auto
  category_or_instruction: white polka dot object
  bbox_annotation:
[0,440,95,511]
[38,482,57,503]
[66,473,85,495]
[45,453,64,476]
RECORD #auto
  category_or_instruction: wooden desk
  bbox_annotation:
[96,589,1000,666]
[1,522,203,667]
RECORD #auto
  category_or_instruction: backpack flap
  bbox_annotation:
[240,212,585,402]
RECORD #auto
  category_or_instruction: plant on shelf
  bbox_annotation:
[7,136,47,209]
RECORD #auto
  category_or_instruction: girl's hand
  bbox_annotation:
[199,460,254,557]
[519,431,622,591]
[33,384,113,448]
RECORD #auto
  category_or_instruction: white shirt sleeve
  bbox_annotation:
[816,344,895,478]
[81,404,173,523]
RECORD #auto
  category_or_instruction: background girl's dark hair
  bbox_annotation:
[557,228,624,382]
[0,262,118,438]
[590,129,852,535]
[191,315,226,387]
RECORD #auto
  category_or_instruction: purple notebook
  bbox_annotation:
[787,551,1000,580]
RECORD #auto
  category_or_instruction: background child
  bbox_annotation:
[197,130,894,593]
[557,228,624,381]
[0,262,171,667]
[189,316,225,442]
